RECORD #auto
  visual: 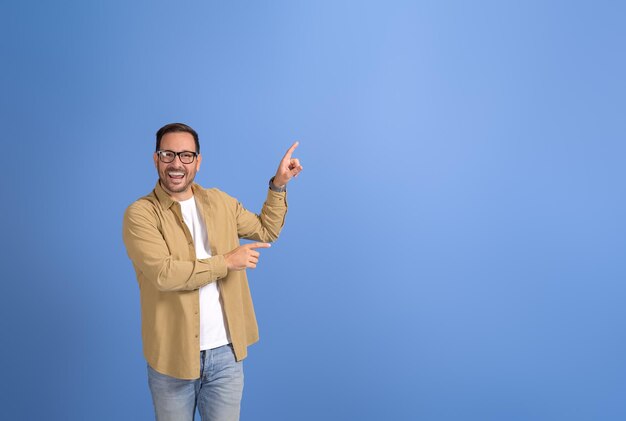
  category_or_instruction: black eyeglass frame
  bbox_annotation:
[156,150,199,164]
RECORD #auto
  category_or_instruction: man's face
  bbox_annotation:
[153,131,202,200]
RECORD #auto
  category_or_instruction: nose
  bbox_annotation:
[167,153,186,167]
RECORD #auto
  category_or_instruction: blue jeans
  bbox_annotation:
[147,344,244,421]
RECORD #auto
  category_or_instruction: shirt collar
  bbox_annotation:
[153,180,200,210]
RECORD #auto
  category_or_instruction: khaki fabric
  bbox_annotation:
[123,181,287,379]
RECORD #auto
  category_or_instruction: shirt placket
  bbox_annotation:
[172,203,201,343]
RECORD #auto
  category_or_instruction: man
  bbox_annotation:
[122,123,302,420]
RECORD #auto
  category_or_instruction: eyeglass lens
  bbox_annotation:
[159,151,196,164]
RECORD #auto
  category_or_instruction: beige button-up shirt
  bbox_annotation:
[123,181,288,379]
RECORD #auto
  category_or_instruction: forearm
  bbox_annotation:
[148,254,228,292]
[237,189,288,242]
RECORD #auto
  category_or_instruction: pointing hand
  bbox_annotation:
[224,242,272,271]
[272,141,303,188]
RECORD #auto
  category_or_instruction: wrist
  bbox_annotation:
[269,176,286,192]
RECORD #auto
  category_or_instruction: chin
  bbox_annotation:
[169,185,189,194]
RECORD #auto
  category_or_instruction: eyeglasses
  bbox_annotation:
[156,150,198,164]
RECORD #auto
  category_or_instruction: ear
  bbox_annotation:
[196,153,202,171]
[153,152,159,169]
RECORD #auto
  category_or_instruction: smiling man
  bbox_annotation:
[123,123,302,421]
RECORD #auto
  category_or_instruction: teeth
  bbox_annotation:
[168,172,184,176]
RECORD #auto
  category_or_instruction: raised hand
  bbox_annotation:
[273,141,303,187]
[224,242,272,271]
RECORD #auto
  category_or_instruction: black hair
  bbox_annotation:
[155,123,200,152]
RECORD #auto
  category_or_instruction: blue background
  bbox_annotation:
[1,1,625,420]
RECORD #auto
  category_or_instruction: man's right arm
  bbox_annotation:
[122,203,228,292]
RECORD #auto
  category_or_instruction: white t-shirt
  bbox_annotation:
[179,196,230,350]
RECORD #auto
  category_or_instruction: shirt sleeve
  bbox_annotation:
[231,189,288,242]
[122,202,228,291]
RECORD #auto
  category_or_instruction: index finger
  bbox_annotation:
[282,141,299,161]
[246,242,272,249]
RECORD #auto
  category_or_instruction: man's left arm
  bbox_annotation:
[236,141,303,242]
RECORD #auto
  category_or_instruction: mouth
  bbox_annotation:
[167,170,185,181]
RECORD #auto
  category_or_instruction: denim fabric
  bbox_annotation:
[147,344,244,421]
